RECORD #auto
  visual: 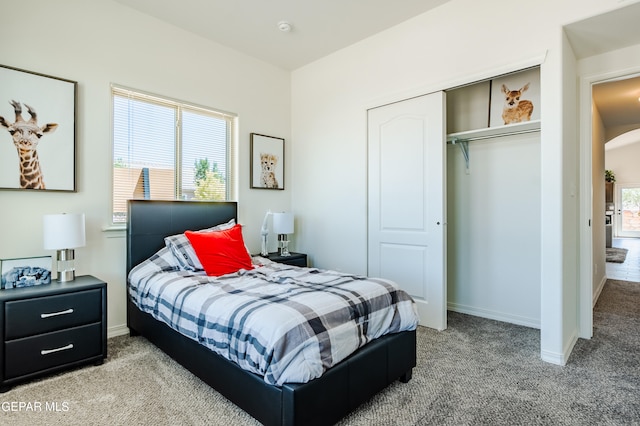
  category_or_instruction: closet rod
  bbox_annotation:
[447,127,540,174]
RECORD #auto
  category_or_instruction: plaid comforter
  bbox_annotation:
[128,248,419,386]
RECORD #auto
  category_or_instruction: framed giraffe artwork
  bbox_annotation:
[0,64,77,192]
[250,133,285,190]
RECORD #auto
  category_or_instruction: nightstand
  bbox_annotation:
[261,252,308,267]
[0,275,107,392]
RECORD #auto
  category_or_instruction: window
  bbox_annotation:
[111,86,236,224]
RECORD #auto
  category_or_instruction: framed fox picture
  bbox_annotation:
[489,67,540,128]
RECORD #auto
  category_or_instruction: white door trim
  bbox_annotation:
[578,66,640,339]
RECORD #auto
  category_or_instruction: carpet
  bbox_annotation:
[606,247,628,263]
[3,280,639,426]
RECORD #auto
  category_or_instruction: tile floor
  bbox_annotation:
[606,237,640,282]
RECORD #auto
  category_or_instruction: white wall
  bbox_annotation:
[447,133,541,327]
[291,0,627,363]
[0,0,292,336]
[606,141,640,184]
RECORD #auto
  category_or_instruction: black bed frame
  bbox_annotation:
[126,200,416,426]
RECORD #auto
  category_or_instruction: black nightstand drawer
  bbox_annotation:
[5,289,102,340]
[260,252,308,267]
[280,255,307,267]
[5,323,102,379]
[0,276,107,392]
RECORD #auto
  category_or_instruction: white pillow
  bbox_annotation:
[164,219,236,271]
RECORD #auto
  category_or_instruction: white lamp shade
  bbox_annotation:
[43,213,86,250]
[272,212,294,234]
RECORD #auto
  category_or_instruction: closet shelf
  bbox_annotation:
[446,119,540,143]
[446,119,540,174]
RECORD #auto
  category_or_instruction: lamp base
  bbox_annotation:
[58,269,75,282]
[56,249,76,282]
[278,234,291,256]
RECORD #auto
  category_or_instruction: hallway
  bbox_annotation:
[606,237,640,282]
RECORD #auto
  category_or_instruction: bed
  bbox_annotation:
[126,199,417,426]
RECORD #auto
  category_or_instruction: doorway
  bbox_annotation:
[563,0,640,342]
[615,184,640,238]
[579,71,640,339]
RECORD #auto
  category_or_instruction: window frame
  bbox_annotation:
[110,84,237,226]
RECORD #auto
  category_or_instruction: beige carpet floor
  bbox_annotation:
[2,279,639,425]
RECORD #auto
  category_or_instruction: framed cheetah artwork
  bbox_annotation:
[250,133,285,190]
[0,64,77,192]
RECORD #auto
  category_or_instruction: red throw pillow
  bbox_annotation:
[185,224,253,276]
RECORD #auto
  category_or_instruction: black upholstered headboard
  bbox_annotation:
[126,200,238,276]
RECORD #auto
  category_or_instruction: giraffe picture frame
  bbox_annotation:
[0,64,77,192]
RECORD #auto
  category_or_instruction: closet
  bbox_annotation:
[446,67,542,328]
[368,66,541,331]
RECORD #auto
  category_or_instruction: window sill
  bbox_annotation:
[102,224,126,238]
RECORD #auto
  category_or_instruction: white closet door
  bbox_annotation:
[367,92,446,330]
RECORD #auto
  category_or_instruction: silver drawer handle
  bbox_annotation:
[40,308,74,319]
[41,344,74,355]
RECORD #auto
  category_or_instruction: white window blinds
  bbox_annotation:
[111,86,236,224]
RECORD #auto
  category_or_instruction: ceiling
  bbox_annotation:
[565,1,640,146]
[114,0,640,143]
[564,2,640,61]
[113,0,451,70]
[592,76,640,130]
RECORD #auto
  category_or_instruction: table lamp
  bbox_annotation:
[273,212,294,256]
[43,213,86,282]
[260,210,272,256]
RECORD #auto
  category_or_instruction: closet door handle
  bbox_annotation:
[41,343,74,355]
[41,308,74,319]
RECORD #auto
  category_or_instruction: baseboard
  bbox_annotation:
[593,275,608,307]
[108,324,130,338]
[447,302,540,329]
[540,349,566,365]
[540,329,578,366]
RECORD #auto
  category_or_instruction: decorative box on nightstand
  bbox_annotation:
[0,275,107,392]
[261,252,308,267]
